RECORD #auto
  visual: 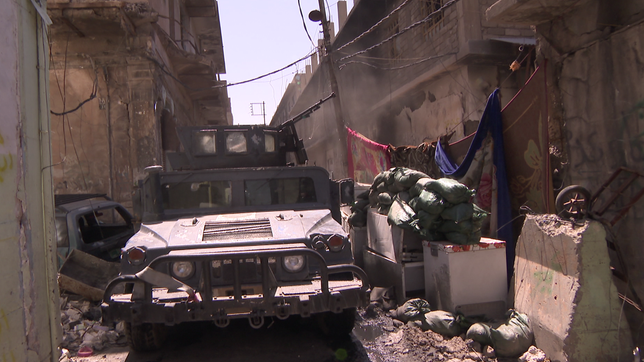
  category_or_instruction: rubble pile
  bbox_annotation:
[356,303,550,362]
[59,295,125,357]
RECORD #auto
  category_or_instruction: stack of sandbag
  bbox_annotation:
[348,190,370,227]
[347,167,488,245]
[408,177,488,244]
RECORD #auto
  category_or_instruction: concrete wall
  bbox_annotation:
[514,215,632,362]
[0,0,59,361]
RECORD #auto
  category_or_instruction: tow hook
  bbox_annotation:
[275,301,290,320]
[213,309,230,328]
[248,310,265,329]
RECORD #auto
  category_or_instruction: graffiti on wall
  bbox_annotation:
[0,133,14,183]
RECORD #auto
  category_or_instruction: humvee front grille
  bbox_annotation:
[203,219,273,241]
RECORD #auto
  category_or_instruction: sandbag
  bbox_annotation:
[387,196,416,230]
[378,192,395,205]
[491,310,533,357]
[466,310,533,358]
[391,298,431,322]
[348,210,367,227]
[410,177,434,197]
[441,203,474,222]
[419,228,444,241]
[351,199,370,212]
[426,178,475,204]
[439,220,473,234]
[415,190,445,214]
[417,210,441,230]
[422,310,463,337]
[394,168,430,189]
[368,189,380,207]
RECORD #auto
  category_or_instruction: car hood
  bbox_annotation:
[125,209,345,250]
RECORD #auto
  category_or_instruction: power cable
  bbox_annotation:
[147,50,316,90]
[338,52,456,70]
[298,0,316,47]
[335,0,412,52]
[336,0,457,63]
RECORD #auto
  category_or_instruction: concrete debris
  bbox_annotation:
[519,346,549,362]
[355,303,550,362]
[60,295,125,357]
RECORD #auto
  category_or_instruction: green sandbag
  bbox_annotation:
[426,178,475,204]
[490,310,533,357]
[387,196,416,230]
[466,310,533,358]
[348,210,367,227]
[394,168,430,188]
[378,192,394,205]
[369,189,380,207]
[422,310,463,337]
[445,232,468,245]
[416,190,445,214]
[419,228,445,241]
[441,203,474,222]
[372,172,387,188]
[472,204,489,221]
[351,199,370,213]
[439,220,473,234]
[397,191,411,203]
[466,323,493,345]
[375,181,388,192]
[377,204,390,215]
[392,298,432,322]
[417,210,441,230]
[410,177,434,198]
[357,190,370,200]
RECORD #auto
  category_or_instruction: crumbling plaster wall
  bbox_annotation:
[1,0,59,361]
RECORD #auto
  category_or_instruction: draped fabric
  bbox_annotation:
[347,127,391,184]
[435,89,515,282]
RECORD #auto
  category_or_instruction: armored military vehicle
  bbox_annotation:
[101,99,370,351]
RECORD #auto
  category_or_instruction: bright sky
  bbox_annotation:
[218,0,354,125]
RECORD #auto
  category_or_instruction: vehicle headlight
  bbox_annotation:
[171,261,195,279]
[282,255,305,273]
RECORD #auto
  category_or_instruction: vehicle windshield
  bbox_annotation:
[244,177,317,206]
[162,180,233,209]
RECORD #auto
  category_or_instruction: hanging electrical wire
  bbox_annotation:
[335,0,412,52]
[298,0,316,47]
[338,52,457,70]
[147,50,316,91]
[50,74,98,116]
[336,0,458,63]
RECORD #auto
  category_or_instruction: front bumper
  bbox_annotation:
[101,244,370,326]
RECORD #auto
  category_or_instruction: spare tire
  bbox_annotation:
[555,185,591,220]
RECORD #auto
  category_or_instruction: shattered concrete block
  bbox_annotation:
[514,215,632,362]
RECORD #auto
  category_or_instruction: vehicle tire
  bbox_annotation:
[316,308,356,336]
[556,185,591,220]
[124,322,167,352]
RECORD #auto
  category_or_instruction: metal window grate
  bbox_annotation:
[203,219,273,241]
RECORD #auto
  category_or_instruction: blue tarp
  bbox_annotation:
[435,89,515,283]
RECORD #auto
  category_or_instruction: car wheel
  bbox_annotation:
[556,185,591,220]
[125,322,167,352]
[316,308,356,336]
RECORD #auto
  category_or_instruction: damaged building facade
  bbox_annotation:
[272,0,534,179]
[47,0,230,210]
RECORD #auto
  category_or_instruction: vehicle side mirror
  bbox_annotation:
[339,179,354,205]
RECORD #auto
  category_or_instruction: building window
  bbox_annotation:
[420,0,444,38]
[386,15,402,62]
